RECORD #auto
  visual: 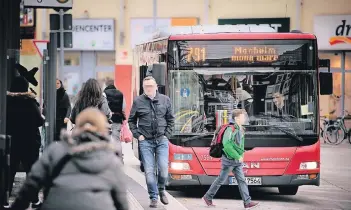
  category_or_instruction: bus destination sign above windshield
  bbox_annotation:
[185,45,279,66]
[176,39,315,69]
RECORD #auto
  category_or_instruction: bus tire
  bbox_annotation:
[278,186,299,195]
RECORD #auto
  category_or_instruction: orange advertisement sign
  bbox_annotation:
[20,40,37,56]
[329,36,351,46]
[171,18,198,26]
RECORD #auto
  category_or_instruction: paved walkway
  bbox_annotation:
[9,141,351,209]
[9,142,189,210]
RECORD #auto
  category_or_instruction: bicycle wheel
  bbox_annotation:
[348,129,351,145]
[325,125,345,145]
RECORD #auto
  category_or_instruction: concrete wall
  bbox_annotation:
[34,0,351,64]
[31,0,351,116]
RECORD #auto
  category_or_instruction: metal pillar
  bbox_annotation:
[42,9,47,40]
[153,0,157,32]
[341,52,345,115]
[0,0,20,136]
[46,33,58,145]
[204,0,209,25]
[0,0,21,205]
[119,0,125,45]
[6,0,21,90]
[0,0,6,204]
[0,0,7,135]
[295,0,301,30]
[59,9,65,80]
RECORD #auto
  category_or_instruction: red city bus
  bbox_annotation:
[132,25,332,195]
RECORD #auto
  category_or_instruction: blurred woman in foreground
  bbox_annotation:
[10,108,129,210]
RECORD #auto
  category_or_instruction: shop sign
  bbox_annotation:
[70,19,115,51]
[218,18,290,32]
[24,0,73,9]
[130,18,198,48]
[314,15,351,50]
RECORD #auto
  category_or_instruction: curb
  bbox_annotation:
[124,165,189,210]
[127,190,144,210]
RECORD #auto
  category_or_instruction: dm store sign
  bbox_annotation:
[314,15,351,50]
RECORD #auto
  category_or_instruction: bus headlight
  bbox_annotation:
[170,162,190,170]
[300,162,318,170]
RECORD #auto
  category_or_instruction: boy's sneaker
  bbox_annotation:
[202,196,215,207]
[140,162,145,172]
[244,201,259,209]
[31,201,43,209]
[3,202,11,209]
[149,199,158,208]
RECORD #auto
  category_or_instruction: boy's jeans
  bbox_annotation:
[204,155,251,205]
[139,136,169,201]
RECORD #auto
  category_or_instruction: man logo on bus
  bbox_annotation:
[57,0,69,3]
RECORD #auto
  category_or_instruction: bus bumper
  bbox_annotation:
[167,173,320,187]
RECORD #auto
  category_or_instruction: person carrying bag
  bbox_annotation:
[10,108,129,210]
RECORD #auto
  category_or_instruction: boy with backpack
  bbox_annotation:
[203,109,259,209]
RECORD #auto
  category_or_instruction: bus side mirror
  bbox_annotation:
[318,58,333,95]
[319,72,333,95]
[149,63,166,86]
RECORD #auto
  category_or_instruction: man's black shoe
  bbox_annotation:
[160,192,169,205]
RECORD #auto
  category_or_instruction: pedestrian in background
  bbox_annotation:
[10,108,129,210]
[103,79,126,162]
[70,78,111,124]
[202,109,259,209]
[128,76,175,208]
[43,79,71,141]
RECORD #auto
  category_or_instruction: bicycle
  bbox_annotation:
[320,116,330,143]
[324,110,351,145]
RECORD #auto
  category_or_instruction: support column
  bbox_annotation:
[119,0,125,45]
[0,0,7,135]
[341,51,345,116]
[295,0,301,30]
[153,0,157,32]
[0,0,21,135]
[204,0,210,25]
[6,0,21,90]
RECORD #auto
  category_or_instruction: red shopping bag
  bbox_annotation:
[120,120,132,143]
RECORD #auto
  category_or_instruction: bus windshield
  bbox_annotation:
[167,40,318,139]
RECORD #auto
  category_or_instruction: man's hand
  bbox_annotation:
[64,118,70,124]
[139,135,145,141]
[239,157,243,162]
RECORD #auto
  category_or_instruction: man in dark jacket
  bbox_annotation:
[128,76,174,208]
[10,108,128,210]
[103,79,126,160]
[3,76,44,208]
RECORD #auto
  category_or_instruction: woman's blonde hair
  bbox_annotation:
[75,107,108,135]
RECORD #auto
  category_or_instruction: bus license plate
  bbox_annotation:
[229,177,262,185]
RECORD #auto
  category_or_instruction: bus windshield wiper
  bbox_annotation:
[258,113,293,122]
[264,125,303,142]
[181,133,214,143]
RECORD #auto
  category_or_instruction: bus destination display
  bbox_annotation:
[175,40,313,69]
[186,46,279,63]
